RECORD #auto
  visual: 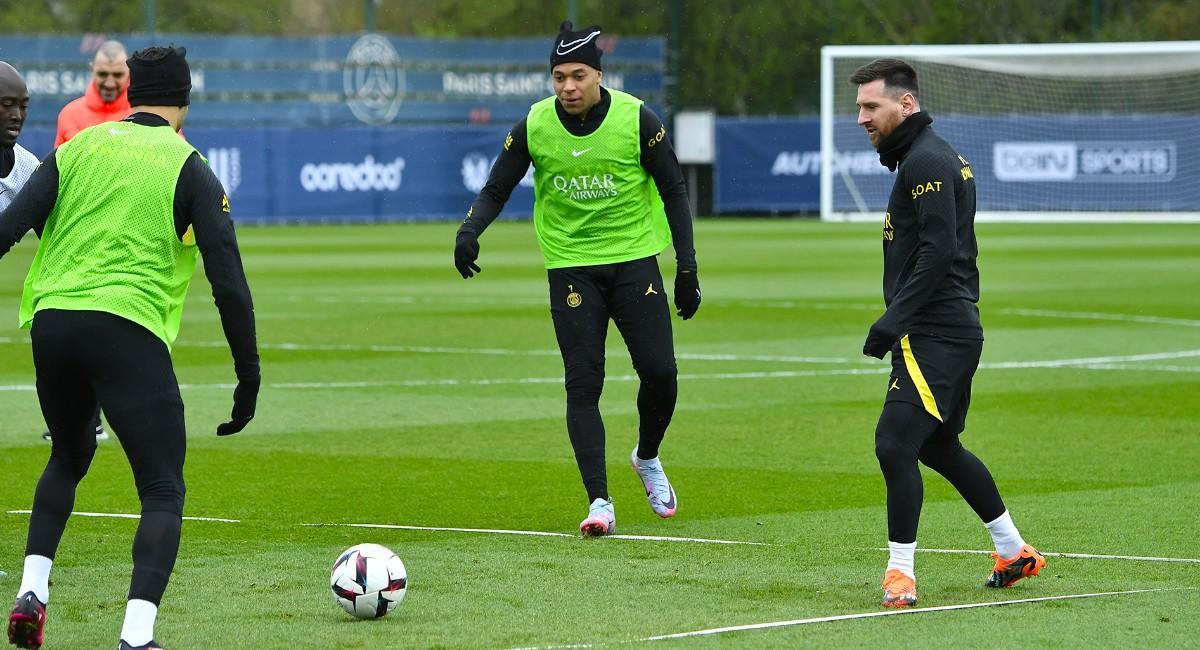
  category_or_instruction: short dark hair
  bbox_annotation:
[848,58,918,98]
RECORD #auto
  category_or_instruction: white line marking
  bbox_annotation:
[1072,363,1200,374]
[6,510,239,523]
[0,334,1197,371]
[999,308,1200,328]
[302,523,768,546]
[181,339,863,365]
[635,589,1192,643]
[0,348,1196,394]
[723,302,1200,328]
[983,349,1200,369]
[514,588,1193,649]
[266,296,1200,329]
[876,547,1200,564]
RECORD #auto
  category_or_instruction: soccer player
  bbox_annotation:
[455,21,700,536]
[42,40,134,442]
[3,46,260,650]
[850,58,1045,608]
[55,40,131,147]
[0,63,36,212]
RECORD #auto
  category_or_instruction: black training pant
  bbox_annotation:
[548,256,678,503]
[26,309,186,605]
[874,334,1005,544]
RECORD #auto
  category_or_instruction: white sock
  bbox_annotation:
[120,599,158,646]
[17,555,52,604]
[985,510,1026,559]
[887,541,917,579]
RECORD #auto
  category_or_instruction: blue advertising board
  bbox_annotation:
[714,118,822,213]
[18,126,532,222]
[0,34,665,128]
[716,115,1200,214]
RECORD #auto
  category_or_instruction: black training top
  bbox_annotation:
[880,119,983,339]
[459,87,697,271]
[0,112,259,379]
[0,147,13,178]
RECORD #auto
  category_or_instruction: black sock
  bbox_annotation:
[128,511,182,605]
[635,373,677,460]
[566,396,607,502]
[875,402,940,543]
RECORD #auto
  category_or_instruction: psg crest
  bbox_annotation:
[344,34,405,126]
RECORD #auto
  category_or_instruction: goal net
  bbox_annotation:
[821,42,1200,222]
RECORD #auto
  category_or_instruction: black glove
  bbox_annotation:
[454,231,481,278]
[863,315,900,359]
[217,376,260,436]
[674,269,701,320]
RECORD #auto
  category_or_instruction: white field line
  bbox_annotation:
[6,509,238,523]
[0,334,1197,369]
[874,547,1200,564]
[301,522,768,546]
[636,588,1192,643]
[983,349,1200,369]
[0,349,1197,393]
[998,308,1200,329]
[180,339,861,365]
[287,295,1198,329]
[513,588,1192,649]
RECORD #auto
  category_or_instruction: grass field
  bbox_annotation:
[0,219,1197,648]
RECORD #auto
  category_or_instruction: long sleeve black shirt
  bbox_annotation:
[0,112,260,378]
[880,122,983,339]
[459,87,697,271]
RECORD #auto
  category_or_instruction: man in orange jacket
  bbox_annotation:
[54,40,131,146]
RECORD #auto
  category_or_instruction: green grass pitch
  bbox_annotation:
[0,219,1196,647]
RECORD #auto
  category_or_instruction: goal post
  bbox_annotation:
[821,41,1200,223]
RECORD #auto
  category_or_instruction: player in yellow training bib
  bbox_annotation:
[455,21,700,537]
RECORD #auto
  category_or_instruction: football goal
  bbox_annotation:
[821,41,1200,222]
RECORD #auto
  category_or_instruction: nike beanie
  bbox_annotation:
[551,21,603,71]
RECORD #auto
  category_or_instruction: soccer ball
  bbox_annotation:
[329,543,408,619]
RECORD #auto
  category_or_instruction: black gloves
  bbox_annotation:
[216,376,260,436]
[674,269,701,320]
[454,231,481,278]
[863,315,900,359]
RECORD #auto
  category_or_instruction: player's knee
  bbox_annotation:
[874,435,918,475]
[564,362,604,400]
[635,358,677,388]
[136,476,186,515]
[47,444,97,482]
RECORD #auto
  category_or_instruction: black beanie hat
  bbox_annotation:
[551,21,603,71]
[127,45,191,107]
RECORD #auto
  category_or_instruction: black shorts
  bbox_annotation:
[885,333,982,436]
[547,256,675,383]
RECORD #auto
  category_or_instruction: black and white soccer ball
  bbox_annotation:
[329,543,408,619]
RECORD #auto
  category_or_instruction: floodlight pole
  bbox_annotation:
[668,0,680,120]
[567,0,578,24]
[365,0,378,32]
[144,0,156,35]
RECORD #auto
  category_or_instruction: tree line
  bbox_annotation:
[2,0,1197,114]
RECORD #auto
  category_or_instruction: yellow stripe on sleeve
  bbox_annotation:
[900,335,943,422]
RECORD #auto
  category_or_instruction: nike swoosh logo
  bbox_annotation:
[571,148,592,157]
[556,31,601,56]
[660,487,676,511]
[108,128,129,135]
